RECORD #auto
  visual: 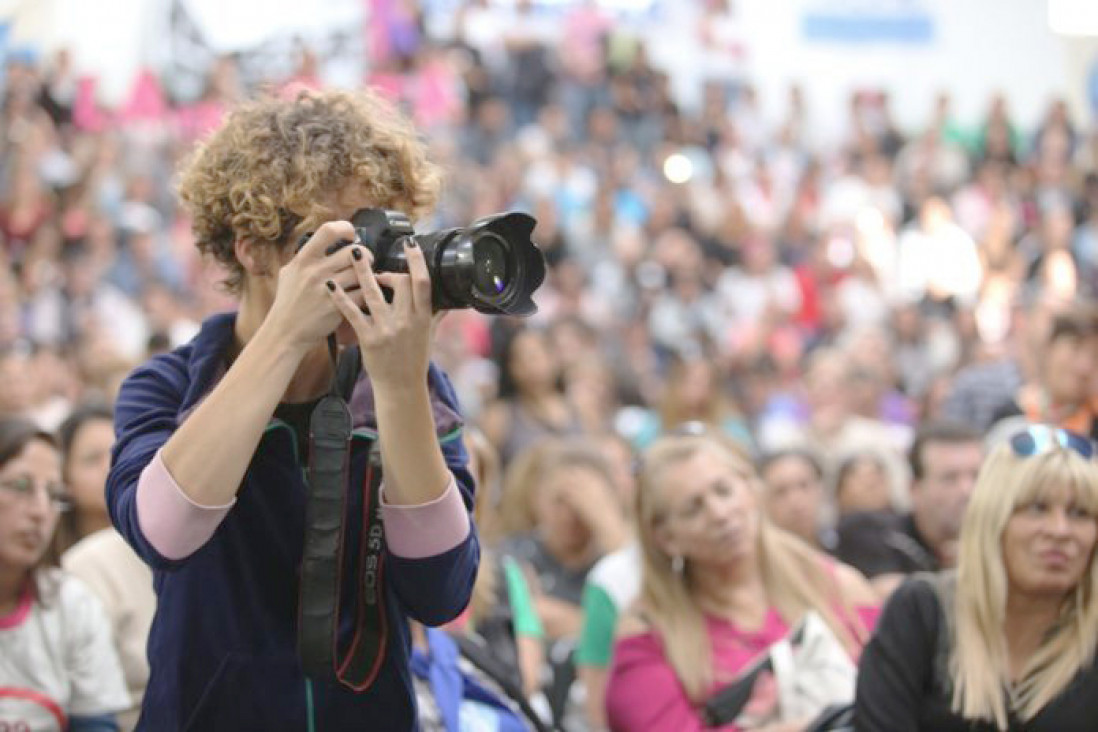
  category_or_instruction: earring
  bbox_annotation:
[671,555,684,575]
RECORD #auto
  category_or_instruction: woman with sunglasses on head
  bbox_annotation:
[606,430,878,732]
[0,417,129,731]
[855,425,1098,731]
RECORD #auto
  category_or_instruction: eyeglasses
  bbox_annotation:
[670,421,712,437]
[1009,425,1096,461]
[0,476,72,512]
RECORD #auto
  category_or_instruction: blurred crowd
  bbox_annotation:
[3,0,1098,730]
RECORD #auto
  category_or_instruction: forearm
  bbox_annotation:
[373,382,452,506]
[517,634,545,698]
[161,322,306,506]
[579,665,609,730]
[536,596,584,640]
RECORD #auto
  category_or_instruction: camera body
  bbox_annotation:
[324,208,545,316]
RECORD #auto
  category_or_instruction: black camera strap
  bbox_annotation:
[701,620,808,726]
[298,336,390,691]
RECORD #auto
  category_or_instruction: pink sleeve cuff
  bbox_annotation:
[136,450,235,561]
[380,476,471,559]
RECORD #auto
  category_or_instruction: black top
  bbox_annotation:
[835,511,938,578]
[854,575,1098,731]
[499,532,594,606]
[273,398,320,464]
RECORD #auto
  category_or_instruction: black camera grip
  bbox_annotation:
[295,230,360,256]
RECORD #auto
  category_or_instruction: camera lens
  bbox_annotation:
[472,233,512,298]
[351,207,544,315]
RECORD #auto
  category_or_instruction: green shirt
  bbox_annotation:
[502,555,544,639]
[574,544,641,668]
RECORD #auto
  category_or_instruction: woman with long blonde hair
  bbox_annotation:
[606,430,877,731]
[855,425,1098,731]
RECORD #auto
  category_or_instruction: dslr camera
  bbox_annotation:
[312,208,545,317]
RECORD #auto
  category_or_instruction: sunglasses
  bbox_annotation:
[1009,425,1097,460]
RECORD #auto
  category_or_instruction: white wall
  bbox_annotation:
[730,0,1097,144]
[3,0,358,105]
[5,0,1096,134]
[2,0,164,105]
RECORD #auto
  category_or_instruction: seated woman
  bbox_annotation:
[855,425,1098,731]
[409,428,547,732]
[0,417,129,731]
[59,403,155,731]
[627,352,754,456]
[833,450,894,518]
[450,426,546,701]
[606,430,878,731]
[497,439,628,728]
[757,448,830,550]
[497,439,628,643]
[480,326,585,468]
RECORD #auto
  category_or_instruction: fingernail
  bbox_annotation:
[352,247,363,261]
[325,280,336,292]
[405,239,418,249]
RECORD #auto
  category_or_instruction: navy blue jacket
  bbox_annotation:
[106,313,479,731]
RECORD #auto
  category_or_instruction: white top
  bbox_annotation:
[895,222,983,306]
[587,543,642,612]
[0,569,130,731]
[63,529,156,731]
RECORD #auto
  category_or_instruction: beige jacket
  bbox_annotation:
[62,529,156,732]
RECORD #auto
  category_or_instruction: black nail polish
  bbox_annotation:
[352,247,363,261]
[405,239,418,248]
[325,280,336,292]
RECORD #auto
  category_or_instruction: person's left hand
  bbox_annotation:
[326,239,436,390]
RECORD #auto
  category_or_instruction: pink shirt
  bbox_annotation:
[605,605,880,732]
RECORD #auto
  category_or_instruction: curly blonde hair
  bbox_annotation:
[177,87,441,293]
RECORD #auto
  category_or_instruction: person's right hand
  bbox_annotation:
[263,221,366,352]
[556,474,627,552]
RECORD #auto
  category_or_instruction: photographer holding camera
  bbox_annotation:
[105,89,541,730]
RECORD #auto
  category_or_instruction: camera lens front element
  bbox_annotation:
[472,233,512,298]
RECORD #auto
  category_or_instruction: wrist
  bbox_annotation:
[370,371,430,400]
[251,319,312,368]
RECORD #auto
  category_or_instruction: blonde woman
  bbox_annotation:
[606,431,878,731]
[497,439,628,642]
[628,353,754,454]
[456,426,545,700]
[855,425,1098,731]
[496,438,628,728]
